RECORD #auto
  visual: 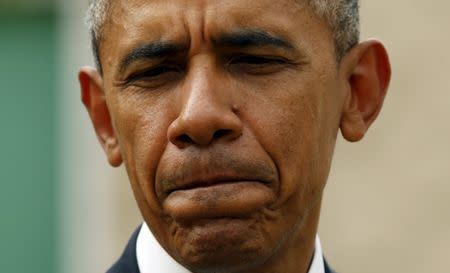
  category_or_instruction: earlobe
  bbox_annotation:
[79,66,123,167]
[104,138,123,167]
[339,40,391,142]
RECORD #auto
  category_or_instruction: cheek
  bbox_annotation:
[110,93,174,214]
[241,74,339,209]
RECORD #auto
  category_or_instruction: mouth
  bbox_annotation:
[160,174,276,222]
[165,174,272,196]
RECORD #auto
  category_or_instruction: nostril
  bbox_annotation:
[176,134,193,144]
[213,129,232,139]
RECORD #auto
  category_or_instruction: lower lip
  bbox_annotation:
[163,181,274,222]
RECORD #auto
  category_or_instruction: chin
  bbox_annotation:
[172,217,274,273]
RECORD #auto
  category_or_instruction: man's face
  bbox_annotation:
[96,0,347,271]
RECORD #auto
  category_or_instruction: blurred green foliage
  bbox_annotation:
[0,10,57,273]
[0,0,54,15]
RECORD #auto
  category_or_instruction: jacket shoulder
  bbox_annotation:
[106,225,142,273]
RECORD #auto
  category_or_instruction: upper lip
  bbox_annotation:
[159,172,275,199]
[167,174,270,194]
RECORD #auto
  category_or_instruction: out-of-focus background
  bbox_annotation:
[0,0,448,272]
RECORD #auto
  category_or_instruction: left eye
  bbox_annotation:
[228,55,288,75]
[230,55,284,65]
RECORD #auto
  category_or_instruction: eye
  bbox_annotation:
[126,65,180,83]
[121,64,184,90]
[230,55,285,65]
[228,55,288,75]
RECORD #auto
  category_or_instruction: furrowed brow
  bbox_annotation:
[213,29,295,50]
[118,41,185,73]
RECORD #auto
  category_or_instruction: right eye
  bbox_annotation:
[121,64,184,91]
[126,65,180,82]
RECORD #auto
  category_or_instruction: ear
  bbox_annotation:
[339,40,391,142]
[79,66,123,167]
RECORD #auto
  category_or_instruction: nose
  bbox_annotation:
[167,61,243,148]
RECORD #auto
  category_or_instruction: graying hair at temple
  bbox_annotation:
[86,0,360,71]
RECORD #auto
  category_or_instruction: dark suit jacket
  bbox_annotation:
[107,226,337,273]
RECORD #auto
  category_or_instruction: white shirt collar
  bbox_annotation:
[137,223,325,273]
[309,234,326,273]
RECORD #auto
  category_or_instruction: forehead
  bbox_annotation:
[100,0,333,74]
[105,0,311,38]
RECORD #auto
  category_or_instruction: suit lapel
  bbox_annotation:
[324,258,337,273]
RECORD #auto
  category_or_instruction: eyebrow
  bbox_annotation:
[119,42,185,73]
[118,30,295,73]
[213,29,295,50]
